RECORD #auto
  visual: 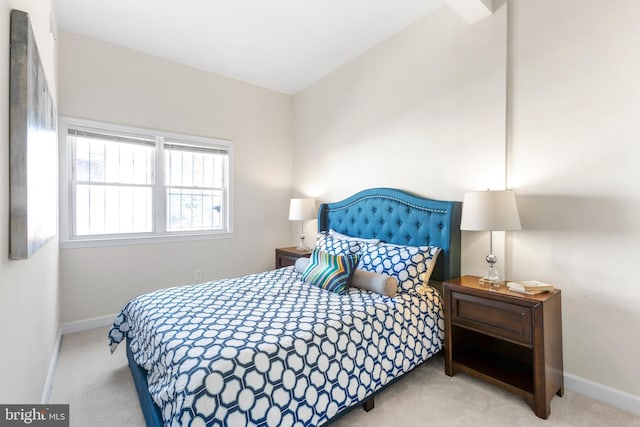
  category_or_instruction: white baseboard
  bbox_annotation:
[565,371,640,417]
[61,313,116,335]
[41,328,62,404]
[41,316,115,403]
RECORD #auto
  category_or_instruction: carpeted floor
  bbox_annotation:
[49,327,640,427]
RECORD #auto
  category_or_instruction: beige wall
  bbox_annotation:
[57,33,293,323]
[293,5,508,286]
[293,0,640,406]
[0,0,59,402]
[508,0,640,398]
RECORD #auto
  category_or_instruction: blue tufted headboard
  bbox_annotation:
[318,188,462,282]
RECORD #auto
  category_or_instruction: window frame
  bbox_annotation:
[59,117,233,248]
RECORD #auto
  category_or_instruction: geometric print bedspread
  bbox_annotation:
[109,266,444,427]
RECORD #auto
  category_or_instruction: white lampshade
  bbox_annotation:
[288,198,316,221]
[460,190,521,231]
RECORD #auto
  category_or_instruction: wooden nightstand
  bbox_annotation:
[275,247,312,269]
[443,275,564,419]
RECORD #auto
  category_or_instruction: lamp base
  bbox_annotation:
[296,235,310,251]
[482,253,501,289]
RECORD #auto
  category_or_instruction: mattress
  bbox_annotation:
[109,266,444,426]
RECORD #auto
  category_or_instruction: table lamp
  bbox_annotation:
[460,190,521,285]
[288,198,316,250]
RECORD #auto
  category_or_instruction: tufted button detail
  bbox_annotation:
[321,197,452,251]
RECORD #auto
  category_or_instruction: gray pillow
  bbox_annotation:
[295,257,397,297]
[350,269,397,297]
[295,257,311,275]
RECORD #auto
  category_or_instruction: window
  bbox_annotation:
[164,141,227,232]
[60,118,232,246]
[71,129,155,236]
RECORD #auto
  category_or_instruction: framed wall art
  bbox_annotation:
[9,10,57,259]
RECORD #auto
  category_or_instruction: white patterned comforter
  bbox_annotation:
[109,266,444,427]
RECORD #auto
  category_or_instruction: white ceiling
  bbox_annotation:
[53,0,444,94]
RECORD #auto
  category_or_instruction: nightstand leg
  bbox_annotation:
[444,360,454,377]
[534,396,551,420]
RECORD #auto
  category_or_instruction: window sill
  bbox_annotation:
[59,231,233,249]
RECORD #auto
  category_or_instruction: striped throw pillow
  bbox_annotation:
[301,249,359,295]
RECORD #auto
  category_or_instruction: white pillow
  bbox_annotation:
[359,242,441,293]
[316,231,362,256]
[329,229,381,244]
[295,257,397,297]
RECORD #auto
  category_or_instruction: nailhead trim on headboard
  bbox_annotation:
[331,195,448,214]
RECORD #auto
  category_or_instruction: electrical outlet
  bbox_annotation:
[194,269,202,281]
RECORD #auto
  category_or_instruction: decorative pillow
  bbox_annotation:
[350,269,397,297]
[329,229,381,244]
[315,230,362,256]
[417,255,441,294]
[294,257,310,274]
[359,243,441,293]
[296,257,397,297]
[301,249,359,295]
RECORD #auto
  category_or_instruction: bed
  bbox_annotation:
[109,188,461,426]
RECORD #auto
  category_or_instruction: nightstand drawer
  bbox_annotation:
[451,292,533,345]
